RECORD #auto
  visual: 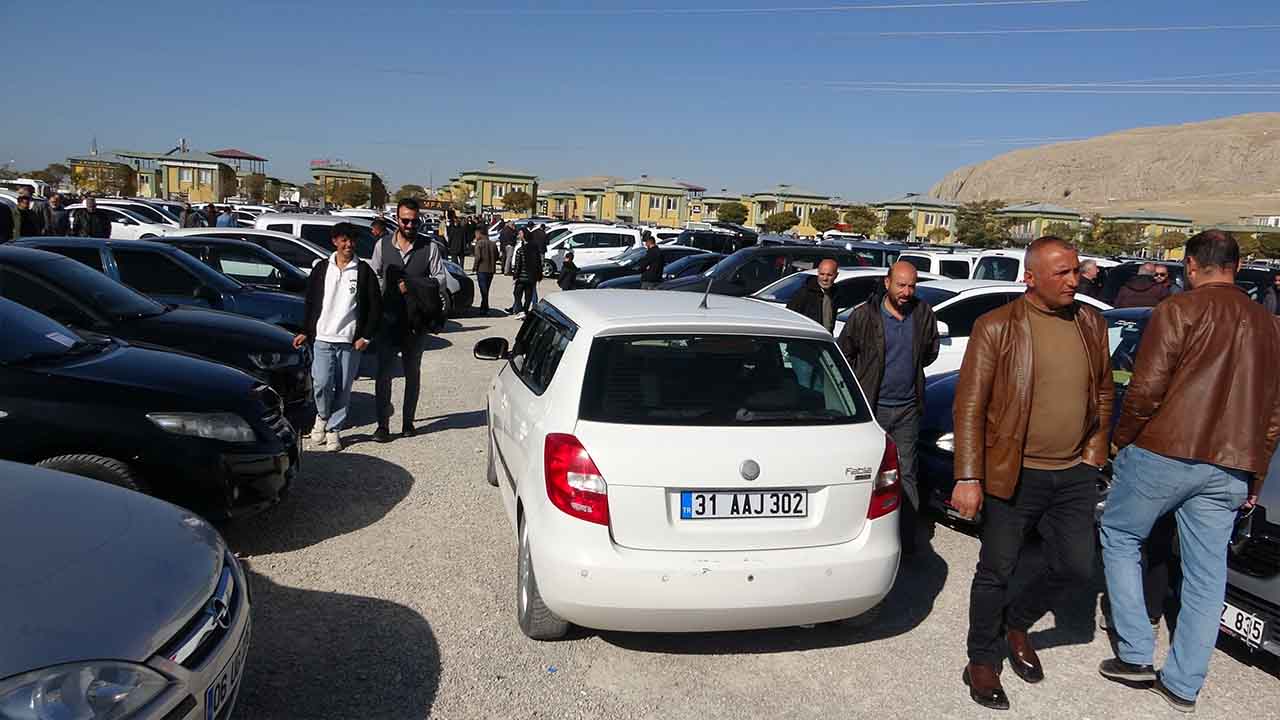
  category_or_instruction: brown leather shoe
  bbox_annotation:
[1006,629,1045,684]
[963,663,1010,710]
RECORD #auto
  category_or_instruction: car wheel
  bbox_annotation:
[486,427,499,487]
[36,454,148,494]
[517,516,569,640]
[542,259,557,278]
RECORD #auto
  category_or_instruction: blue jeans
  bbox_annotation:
[312,340,362,431]
[477,271,494,310]
[1101,445,1250,701]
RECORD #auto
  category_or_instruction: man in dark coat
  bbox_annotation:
[15,194,44,237]
[786,259,839,333]
[1078,259,1103,299]
[637,232,664,289]
[72,194,112,238]
[472,226,500,312]
[558,251,579,291]
[41,193,71,236]
[446,213,465,266]
[1114,263,1170,308]
[499,220,517,275]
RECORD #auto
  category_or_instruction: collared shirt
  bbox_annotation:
[314,253,363,343]
[877,301,915,406]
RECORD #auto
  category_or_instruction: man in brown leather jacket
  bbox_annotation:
[1098,230,1280,712]
[950,236,1114,710]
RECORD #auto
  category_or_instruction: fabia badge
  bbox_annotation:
[740,460,760,481]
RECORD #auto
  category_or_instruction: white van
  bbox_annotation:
[544,224,643,275]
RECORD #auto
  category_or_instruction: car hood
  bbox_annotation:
[921,370,960,434]
[50,342,259,410]
[578,261,626,274]
[231,287,306,326]
[123,306,296,355]
[0,461,224,677]
[597,275,643,289]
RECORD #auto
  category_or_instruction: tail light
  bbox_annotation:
[867,435,901,520]
[544,433,610,526]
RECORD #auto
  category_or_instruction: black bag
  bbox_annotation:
[404,277,444,334]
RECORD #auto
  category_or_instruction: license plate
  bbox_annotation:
[205,622,251,720]
[1221,601,1266,648]
[680,490,807,520]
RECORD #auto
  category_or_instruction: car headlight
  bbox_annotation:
[0,661,170,720]
[578,273,595,284]
[147,412,257,442]
[248,351,303,370]
[934,432,955,453]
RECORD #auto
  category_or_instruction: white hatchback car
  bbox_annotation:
[476,291,902,639]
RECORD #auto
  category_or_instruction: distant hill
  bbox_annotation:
[929,113,1280,224]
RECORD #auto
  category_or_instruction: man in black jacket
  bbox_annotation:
[558,251,579,291]
[1078,259,1102,299]
[292,222,381,453]
[15,194,44,237]
[72,194,112,238]
[637,232,664,289]
[837,261,940,554]
[42,193,71,236]
[499,220,517,275]
[370,198,448,442]
[786,259,839,332]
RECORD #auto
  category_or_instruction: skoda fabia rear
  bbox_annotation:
[481,292,902,639]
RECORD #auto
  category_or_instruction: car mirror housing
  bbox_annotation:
[936,320,950,339]
[474,337,510,361]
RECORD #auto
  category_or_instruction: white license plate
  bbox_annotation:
[680,490,808,520]
[205,622,251,720]
[1221,601,1265,648]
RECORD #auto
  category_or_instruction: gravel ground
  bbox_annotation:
[223,273,1279,719]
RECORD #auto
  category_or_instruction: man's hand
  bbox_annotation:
[354,338,369,352]
[1243,494,1259,511]
[292,333,307,349]
[950,481,984,521]
[398,279,408,295]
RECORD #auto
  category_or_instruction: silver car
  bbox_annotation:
[0,461,251,719]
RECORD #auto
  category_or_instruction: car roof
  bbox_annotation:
[19,236,181,253]
[163,227,304,241]
[919,278,1026,293]
[978,248,1026,258]
[547,289,834,339]
[255,213,372,226]
[154,235,264,249]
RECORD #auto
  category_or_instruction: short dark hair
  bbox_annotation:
[398,198,420,214]
[1185,230,1239,271]
[331,222,358,241]
[370,217,386,230]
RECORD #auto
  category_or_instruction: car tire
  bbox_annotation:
[486,429,499,487]
[542,259,557,279]
[36,454,148,494]
[517,516,569,640]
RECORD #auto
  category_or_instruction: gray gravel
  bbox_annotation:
[223,274,1279,719]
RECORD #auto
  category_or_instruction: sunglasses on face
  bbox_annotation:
[398,217,415,225]
[1154,273,1168,278]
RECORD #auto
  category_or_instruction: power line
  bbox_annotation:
[450,0,1086,16]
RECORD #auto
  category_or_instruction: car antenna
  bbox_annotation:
[697,276,712,310]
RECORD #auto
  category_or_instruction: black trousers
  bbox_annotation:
[876,402,922,553]
[967,464,1099,666]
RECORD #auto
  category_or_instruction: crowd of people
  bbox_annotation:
[788,232,1280,713]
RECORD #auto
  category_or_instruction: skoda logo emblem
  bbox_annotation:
[740,460,761,481]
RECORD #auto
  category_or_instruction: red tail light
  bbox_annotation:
[544,433,610,526]
[867,435,901,520]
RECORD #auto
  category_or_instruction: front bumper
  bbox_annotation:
[528,505,901,633]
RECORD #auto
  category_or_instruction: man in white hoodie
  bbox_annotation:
[293,222,382,451]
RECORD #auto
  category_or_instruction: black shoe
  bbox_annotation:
[374,426,391,443]
[963,663,1010,711]
[401,424,417,438]
[1149,676,1196,713]
[1098,658,1156,686]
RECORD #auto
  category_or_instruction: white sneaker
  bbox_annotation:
[325,429,342,452]
[310,423,327,447]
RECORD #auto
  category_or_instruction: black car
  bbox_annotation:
[817,239,907,268]
[668,228,755,255]
[917,307,1150,523]
[0,246,313,431]
[658,245,870,297]
[155,235,310,294]
[597,252,725,289]
[571,246,710,289]
[0,297,298,519]
[17,237,307,332]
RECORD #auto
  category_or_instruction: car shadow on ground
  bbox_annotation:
[597,543,949,655]
[221,451,413,555]
[422,409,488,433]
[236,566,440,719]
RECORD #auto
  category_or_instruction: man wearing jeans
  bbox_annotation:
[949,237,1114,711]
[294,223,381,452]
[1099,230,1280,712]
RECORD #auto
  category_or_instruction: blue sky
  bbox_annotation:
[3,0,1279,200]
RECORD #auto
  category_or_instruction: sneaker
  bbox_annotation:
[325,429,343,452]
[1149,676,1196,713]
[310,423,328,447]
[1098,658,1156,686]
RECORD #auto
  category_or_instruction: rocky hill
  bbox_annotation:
[929,113,1280,223]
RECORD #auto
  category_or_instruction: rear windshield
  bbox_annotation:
[899,255,931,272]
[579,334,872,426]
[973,256,1020,281]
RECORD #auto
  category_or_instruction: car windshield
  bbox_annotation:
[579,334,872,426]
[973,256,1021,281]
[0,297,102,365]
[665,253,717,277]
[164,247,244,290]
[1105,310,1151,385]
[28,255,166,318]
[753,272,813,302]
[836,284,956,322]
[613,247,646,265]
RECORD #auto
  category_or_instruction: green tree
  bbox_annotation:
[1042,222,1077,242]
[1094,222,1145,254]
[926,227,951,244]
[809,207,840,233]
[263,181,280,204]
[843,205,878,236]
[28,163,71,188]
[883,212,915,241]
[716,201,748,224]
[1154,231,1187,260]
[301,183,323,204]
[331,181,370,208]
[501,189,533,213]
[763,211,800,233]
[244,173,267,202]
[395,184,427,202]
[1235,231,1261,258]
[450,186,471,212]
[1257,233,1280,259]
[954,200,1011,248]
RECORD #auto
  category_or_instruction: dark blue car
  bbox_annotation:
[17,237,306,332]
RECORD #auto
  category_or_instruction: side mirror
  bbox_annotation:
[936,320,950,339]
[474,337,510,361]
[193,285,222,307]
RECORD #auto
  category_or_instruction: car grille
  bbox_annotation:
[160,552,243,669]
[1229,507,1280,578]
[255,384,293,442]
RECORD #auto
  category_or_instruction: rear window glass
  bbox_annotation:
[900,255,931,272]
[579,335,872,426]
[974,256,1020,281]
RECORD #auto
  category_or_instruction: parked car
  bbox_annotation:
[1100,260,1187,304]
[668,227,755,255]
[66,204,171,240]
[1237,265,1279,304]
[17,237,307,332]
[475,290,901,638]
[96,199,181,227]
[752,267,944,315]
[1224,454,1280,660]
[544,224,644,276]
[897,250,979,279]
[658,245,872,297]
[0,460,252,720]
[154,235,310,294]
[254,213,380,259]
[0,245,313,430]
[596,252,726,289]
[0,297,298,518]
[817,239,906,268]
[571,245,710,289]
[833,279,1113,375]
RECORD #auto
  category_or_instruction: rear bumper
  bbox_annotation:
[530,509,900,633]
[1223,584,1280,659]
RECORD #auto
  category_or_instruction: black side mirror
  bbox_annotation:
[474,337,510,360]
[193,285,222,307]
